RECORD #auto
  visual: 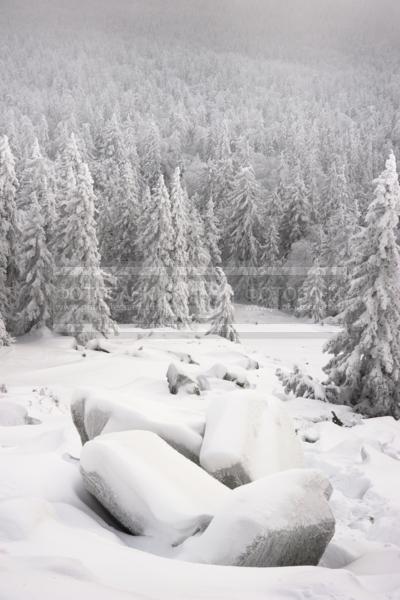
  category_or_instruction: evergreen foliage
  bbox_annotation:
[324,153,400,418]
[207,268,239,343]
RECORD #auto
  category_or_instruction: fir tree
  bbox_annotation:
[202,193,221,267]
[187,202,210,320]
[258,189,282,308]
[94,113,138,262]
[55,139,115,344]
[110,157,141,322]
[0,311,11,347]
[324,165,360,312]
[0,135,19,329]
[207,267,239,343]
[263,190,281,266]
[201,193,221,309]
[324,152,400,418]
[279,163,310,257]
[169,167,190,326]
[297,263,327,323]
[224,164,263,301]
[16,192,53,334]
[136,175,175,327]
[55,133,82,246]
[140,121,162,189]
[18,138,56,237]
[207,121,235,218]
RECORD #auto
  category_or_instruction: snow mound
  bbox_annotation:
[80,430,230,545]
[166,363,200,395]
[200,394,304,487]
[71,390,202,461]
[0,401,34,426]
[179,469,335,567]
[0,497,53,541]
[205,363,250,388]
[0,556,136,600]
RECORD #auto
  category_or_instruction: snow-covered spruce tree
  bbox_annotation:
[201,193,221,310]
[297,263,327,323]
[94,113,138,263]
[203,193,221,267]
[0,135,19,331]
[136,175,175,327]
[263,190,281,266]
[16,192,53,334]
[17,140,56,322]
[322,164,360,314]
[207,122,235,218]
[55,139,115,344]
[276,365,327,401]
[324,152,400,418]
[207,267,239,343]
[169,167,190,326]
[140,121,162,190]
[108,155,141,322]
[18,138,56,237]
[279,163,310,257]
[55,133,82,240]
[0,311,11,346]
[187,201,210,321]
[224,164,263,301]
[259,189,281,308]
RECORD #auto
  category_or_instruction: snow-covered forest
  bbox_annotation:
[1,1,400,598]
[2,0,400,328]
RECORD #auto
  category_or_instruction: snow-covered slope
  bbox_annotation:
[0,306,399,599]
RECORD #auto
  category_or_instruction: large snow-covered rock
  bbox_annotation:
[0,401,33,426]
[166,363,200,395]
[71,391,202,461]
[205,363,250,388]
[200,395,304,488]
[80,430,230,545]
[179,469,335,567]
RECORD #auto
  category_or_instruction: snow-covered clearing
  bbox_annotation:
[0,305,399,599]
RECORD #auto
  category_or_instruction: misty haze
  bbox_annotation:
[1,1,400,598]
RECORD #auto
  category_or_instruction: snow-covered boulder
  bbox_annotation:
[80,430,230,545]
[166,363,200,395]
[167,351,199,365]
[205,363,250,388]
[0,401,33,426]
[179,469,335,567]
[71,391,202,461]
[200,395,304,488]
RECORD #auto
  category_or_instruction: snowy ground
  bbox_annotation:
[0,305,399,599]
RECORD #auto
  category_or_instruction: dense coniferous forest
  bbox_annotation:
[2,1,400,413]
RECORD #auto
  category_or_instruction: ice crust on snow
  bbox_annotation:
[200,394,304,487]
[80,430,230,544]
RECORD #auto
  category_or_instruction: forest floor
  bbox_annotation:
[0,305,399,599]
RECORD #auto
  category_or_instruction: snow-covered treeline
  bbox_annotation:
[1,0,400,351]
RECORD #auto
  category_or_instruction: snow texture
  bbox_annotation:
[0,307,399,599]
[0,401,34,426]
[71,390,202,461]
[179,469,335,567]
[80,430,230,544]
[200,394,304,487]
